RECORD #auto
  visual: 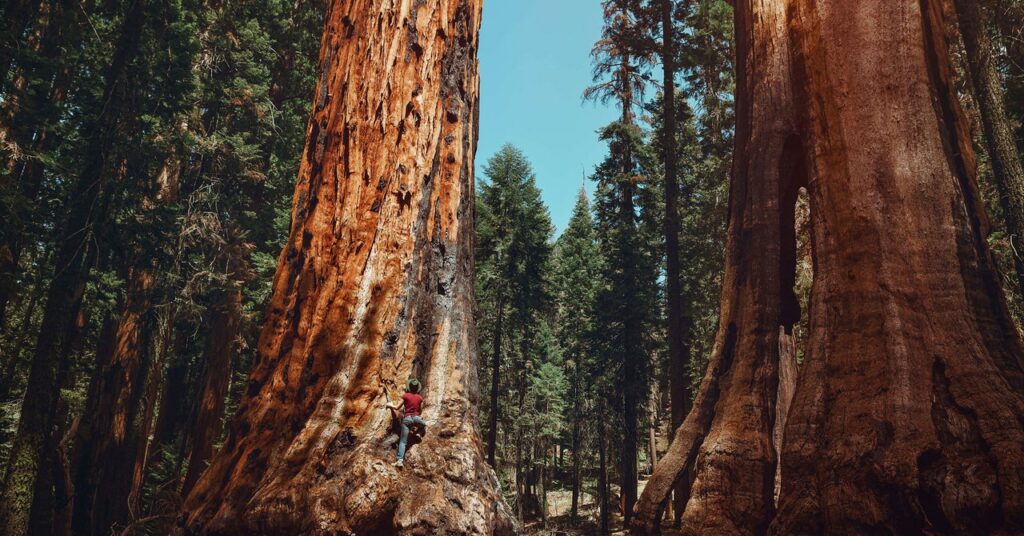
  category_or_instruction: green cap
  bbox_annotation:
[407,378,421,393]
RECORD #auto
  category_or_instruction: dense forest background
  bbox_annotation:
[0,0,1023,534]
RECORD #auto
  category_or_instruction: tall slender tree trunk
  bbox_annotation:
[182,280,242,495]
[569,361,581,525]
[648,394,658,474]
[513,375,523,523]
[179,1,515,533]
[670,314,690,525]
[515,322,530,522]
[70,266,156,535]
[660,0,686,439]
[659,1,694,523]
[487,299,503,467]
[953,0,1024,293]
[619,56,642,530]
[633,0,797,532]
[622,377,639,527]
[539,442,547,525]
[0,1,146,532]
[52,408,76,536]
[598,399,610,535]
[127,338,161,513]
[140,328,189,490]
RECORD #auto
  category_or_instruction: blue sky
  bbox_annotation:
[476,0,618,235]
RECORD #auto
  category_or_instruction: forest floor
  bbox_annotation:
[523,477,683,535]
[522,422,675,534]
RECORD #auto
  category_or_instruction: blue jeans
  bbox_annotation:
[398,415,425,460]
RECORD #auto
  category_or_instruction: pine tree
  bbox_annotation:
[550,188,601,525]
[474,143,553,521]
[589,121,660,528]
[587,0,661,526]
[523,322,567,524]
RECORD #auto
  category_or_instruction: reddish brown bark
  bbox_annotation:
[179,1,515,533]
[773,327,796,504]
[182,282,242,495]
[70,266,156,535]
[633,0,796,532]
[70,146,184,536]
[0,0,146,528]
[636,0,1024,533]
[772,0,1024,532]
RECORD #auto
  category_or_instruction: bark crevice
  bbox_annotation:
[179,1,514,533]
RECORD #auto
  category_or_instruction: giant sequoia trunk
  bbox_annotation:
[773,0,1024,531]
[180,1,515,533]
[634,0,1024,533]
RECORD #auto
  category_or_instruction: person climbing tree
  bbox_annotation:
[177,1,516,532]
[386,379,427,468]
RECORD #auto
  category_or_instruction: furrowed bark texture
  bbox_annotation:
[773,327,796,505]
[180,1,516,534]
[633,0,797,533]
[639,0,1024,533]
[772,0,1024,532]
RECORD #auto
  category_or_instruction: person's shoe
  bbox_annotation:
[394,459,403,468]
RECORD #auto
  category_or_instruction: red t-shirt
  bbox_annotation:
[402,392,423,417]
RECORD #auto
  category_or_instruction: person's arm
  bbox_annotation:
[385,398,405,411]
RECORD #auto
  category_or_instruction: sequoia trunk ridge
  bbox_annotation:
[633,0,797,532]
[179,1,516,534]
[773,0,1024,531]
[635,0,1024,533]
